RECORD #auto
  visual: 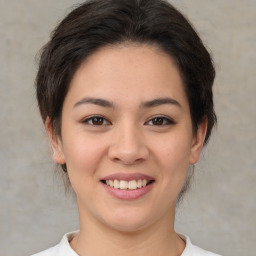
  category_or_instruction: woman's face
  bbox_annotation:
[47,44,206,232]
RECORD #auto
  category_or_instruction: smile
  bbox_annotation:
[101,173,155,200]
[102,179,154,190]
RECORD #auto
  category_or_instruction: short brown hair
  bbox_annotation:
[36,0,216,176]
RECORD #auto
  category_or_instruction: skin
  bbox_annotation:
[46,44,207,256]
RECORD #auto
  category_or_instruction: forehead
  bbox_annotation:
[66,43,188,108]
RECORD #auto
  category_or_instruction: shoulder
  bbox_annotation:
[30,231,78,256]
[181,235,222,256]
[191,245,222,256]
[30,245,59,256]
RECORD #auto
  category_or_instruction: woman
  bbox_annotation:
[33,0,221,255]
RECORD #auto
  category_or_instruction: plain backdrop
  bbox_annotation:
[1,0,255,255]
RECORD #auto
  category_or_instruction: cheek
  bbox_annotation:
[152,131,192,189]
[61,132,108,183]
[155,131,192,166]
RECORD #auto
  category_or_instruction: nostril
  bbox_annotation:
[111,157,144,165]
[108,141,149,165]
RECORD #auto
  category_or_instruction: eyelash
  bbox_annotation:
[82,115,175,126]
[145,116,175,126]
[82,115,111,126]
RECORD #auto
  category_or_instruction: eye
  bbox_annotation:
[145,116,175,126]
[82,116,111,126]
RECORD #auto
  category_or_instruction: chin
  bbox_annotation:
[108,220,150,233]
[100,208,155,233]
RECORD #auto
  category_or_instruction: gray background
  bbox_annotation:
[1,0,255,255]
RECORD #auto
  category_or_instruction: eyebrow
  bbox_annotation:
[73,97,181,109]
[74,97,115,108]
[141,97,181,108]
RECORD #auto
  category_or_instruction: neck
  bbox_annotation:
[70,203,185,256]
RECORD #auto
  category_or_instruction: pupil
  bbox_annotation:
[93,117,103,125]
[153,118,163,125]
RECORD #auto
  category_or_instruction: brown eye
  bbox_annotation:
[82,116,110,126]
[92,117,104,125]
[152,117,164,125]
[146,116,175,126]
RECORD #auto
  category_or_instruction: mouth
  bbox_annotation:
[100,173,155,199]
[101,179,155,190]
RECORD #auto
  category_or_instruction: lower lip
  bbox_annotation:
[102,182,154,200]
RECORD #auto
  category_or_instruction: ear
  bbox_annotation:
[45,117,66,164]
[189,118,208,165]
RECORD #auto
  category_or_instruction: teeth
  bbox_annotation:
[104,179,151,190]
[120,180,128,189]
[128,180,137,190]
[113,180,119,189]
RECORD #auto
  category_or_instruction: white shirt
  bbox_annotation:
[31,231,221,256]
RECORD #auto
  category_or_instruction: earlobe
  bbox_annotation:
[189,118,208,165]
[45,117,66,165]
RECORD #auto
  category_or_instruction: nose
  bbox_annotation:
[108,123,149,165]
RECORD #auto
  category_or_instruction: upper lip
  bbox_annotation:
[101,173,155,181]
